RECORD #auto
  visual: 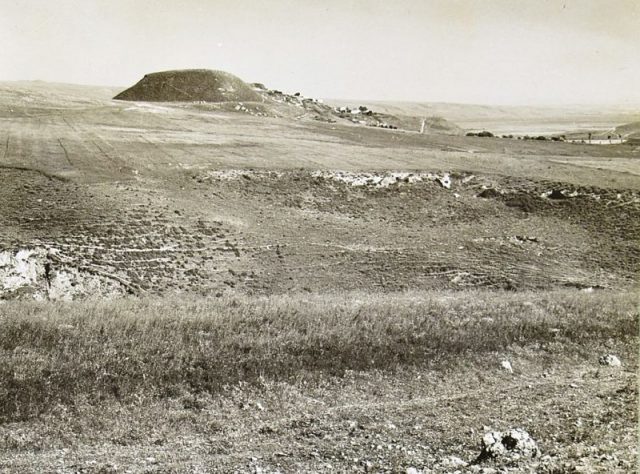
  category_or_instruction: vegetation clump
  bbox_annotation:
[466,131,494,137]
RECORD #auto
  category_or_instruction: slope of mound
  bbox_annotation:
[615,121,640,138]
[114,69,263,103]
[423,116,464,135]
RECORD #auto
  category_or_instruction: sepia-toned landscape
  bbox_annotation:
[2,0,640,472]
[0,71,637,472]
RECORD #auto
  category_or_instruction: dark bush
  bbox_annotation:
[505,194,541,212]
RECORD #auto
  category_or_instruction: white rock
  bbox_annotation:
[483,432,498,446]
[442,455,467,468]
[480,428,540,460]
[406,468,419,474]
[436,174,452,189]
[500,360,513,373]
[599,354,621,367]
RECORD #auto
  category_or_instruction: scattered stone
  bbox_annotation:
[436,174,452,189]
[513,235,538,243]
[469,467,497,474]
[599,354,621,367]
[441,455,468,468]
[500,360,513,373]
[548,189,568,200]
[478,428,540,462]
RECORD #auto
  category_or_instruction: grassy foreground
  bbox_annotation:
[0,290,637,424]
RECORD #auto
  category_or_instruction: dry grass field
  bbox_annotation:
[0,291,637,472]
[0,80,638,472]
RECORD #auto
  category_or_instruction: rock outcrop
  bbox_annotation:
[478,428,540,462]
[0,248,127,301]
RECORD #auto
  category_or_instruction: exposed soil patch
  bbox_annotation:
[0,169,248,299]
[2,164,638,300]
[189,169,639,294]
[504,193,543,213]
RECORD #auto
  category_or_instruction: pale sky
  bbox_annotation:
[1,0,639,106]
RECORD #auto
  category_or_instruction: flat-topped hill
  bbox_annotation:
[113,69,263,102]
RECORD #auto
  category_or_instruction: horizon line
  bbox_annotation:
[2,78,640,110]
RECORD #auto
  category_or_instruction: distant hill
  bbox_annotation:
[384,114,463,135]
[114,69,264,103]
[327,99,640,135]
[615,121,640,138]
[0,81,120,102]
[327,100,640,123]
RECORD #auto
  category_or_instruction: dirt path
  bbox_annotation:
[0,358,635,472]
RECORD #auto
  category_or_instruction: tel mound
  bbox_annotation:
[114,69,263,103]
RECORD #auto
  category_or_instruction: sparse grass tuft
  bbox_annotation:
[0,290,636,422]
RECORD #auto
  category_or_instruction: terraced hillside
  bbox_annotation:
[0,81,639,300]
